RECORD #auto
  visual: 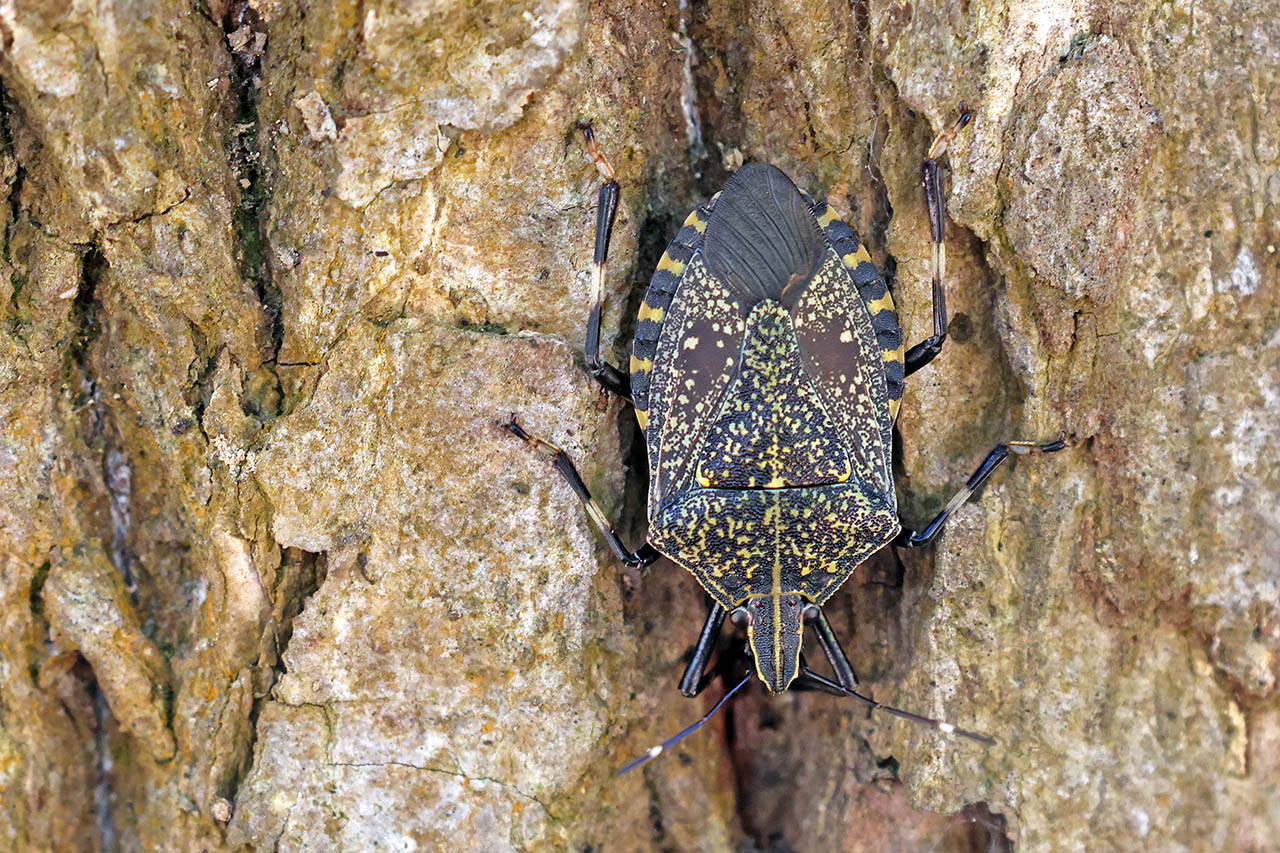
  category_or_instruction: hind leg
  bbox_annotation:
[579,126,631,399]
[904,108,974,377]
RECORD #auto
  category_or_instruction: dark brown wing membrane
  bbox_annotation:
[702,164,826,309]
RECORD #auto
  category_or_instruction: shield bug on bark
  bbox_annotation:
[503,114,1069,769]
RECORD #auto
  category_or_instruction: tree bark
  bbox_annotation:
[1,0,1277,849]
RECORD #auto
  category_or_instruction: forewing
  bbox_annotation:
[790,248,896,496]
[631,199,718,432]
[809,198,905,424]
[645,252,750,510]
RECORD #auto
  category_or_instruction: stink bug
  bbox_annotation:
[504,115,1068,765]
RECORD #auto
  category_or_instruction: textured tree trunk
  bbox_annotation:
[1,0,1277,849]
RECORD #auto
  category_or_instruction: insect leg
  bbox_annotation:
[793,657,849,695]
[808,606,859,690]
[501,417,659,568]
[895,434,1071,548]
[904,108,973,378]
[679,602,728,697]
[579,126,631,399]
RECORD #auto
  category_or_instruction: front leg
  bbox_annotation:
[807,605,859,690]
[679,601,728,697]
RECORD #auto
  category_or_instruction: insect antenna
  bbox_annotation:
[800,666,995,746]
[616,672,752,775]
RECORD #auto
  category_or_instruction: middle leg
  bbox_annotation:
[502,417,659,567]
[895,434,1071,549]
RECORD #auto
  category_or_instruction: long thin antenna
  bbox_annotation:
[800,666,995,746]
[616,673,752,775]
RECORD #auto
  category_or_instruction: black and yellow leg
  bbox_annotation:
[678,601,728,697]
[904,107,973,378]
[579,126,630,399]
[502,418,659,568]
[895,434,1071,549]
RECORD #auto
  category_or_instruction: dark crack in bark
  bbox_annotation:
[224,0,284,420]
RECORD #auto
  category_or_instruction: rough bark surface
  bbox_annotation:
[1,0,1276,850]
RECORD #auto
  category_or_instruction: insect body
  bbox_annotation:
[504,117,1067,756]
[631,162,904,692]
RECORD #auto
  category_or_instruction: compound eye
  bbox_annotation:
[802,605,820,623]
[730,607,750,627]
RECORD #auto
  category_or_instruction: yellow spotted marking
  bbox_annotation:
[684,210,708,233]
[883,348,904,363]
[657,253,686,274]
[630,355,653,374]
[634,408,649,430]
[763,475,786,488]
[841,246,872,267]
[889,397,902,420]
[867,293,895,315]
[817,205,841,227]
[637,302,665,324]
[768,498,784,689]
